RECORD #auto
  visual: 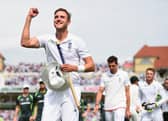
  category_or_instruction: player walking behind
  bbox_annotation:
[129,76,140,121]
[161,78,168,121]
[30,79,47,121]
[94,55,131,121]
[138,68,167,121]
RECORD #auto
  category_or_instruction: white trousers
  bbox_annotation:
[130,109,140,121]
[41,87,81,121]
[105,108,126,121]
[140,108,163,121]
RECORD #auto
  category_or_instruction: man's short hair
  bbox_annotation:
[130,76,139,84]
[146,67,155,74]
[164,78,168,82]
[54,8,71,21]
[107,56,118,64]
[39,81,44,84]
[163,78,168,89]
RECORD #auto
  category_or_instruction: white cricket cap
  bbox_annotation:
[38,78,44,83]
[23,84,30,89]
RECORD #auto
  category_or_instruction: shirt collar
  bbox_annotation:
[107,69,119,77]
[144,80,155,86]
[56,33,71,44]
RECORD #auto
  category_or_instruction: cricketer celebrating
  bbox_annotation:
[20,7,95,121]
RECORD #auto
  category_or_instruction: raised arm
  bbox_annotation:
[21,8,40,48]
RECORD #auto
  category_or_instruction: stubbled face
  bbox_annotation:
[146,70,155,84]
[23,88,29,95]
[164,79,168,90]
[39,83,45,90]
[108,62,118,74]
[54,11,70,31]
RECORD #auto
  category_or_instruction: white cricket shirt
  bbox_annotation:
[139,80,166,106]
[37,33,91,84]
[100,69,130,110]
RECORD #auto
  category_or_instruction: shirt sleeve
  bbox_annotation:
[100,73,105,87]
[138,84,143,105]
[76,38,91,59]
[157,83,167,106]
[37,34,50,48]
[16,96,20,106]
[123,71,130,86]
[33,93,37,104]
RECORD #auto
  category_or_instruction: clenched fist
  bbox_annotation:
[28,8,39,18]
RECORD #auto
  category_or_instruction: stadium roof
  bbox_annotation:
[134,45,168,69]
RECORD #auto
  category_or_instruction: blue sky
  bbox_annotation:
[0,0,168,65]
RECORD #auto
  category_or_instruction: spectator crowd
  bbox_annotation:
[0,62,167,121]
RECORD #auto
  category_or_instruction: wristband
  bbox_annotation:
[77,65,85,72]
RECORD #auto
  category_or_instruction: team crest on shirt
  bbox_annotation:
[26,97,29,101]
[68,41,72,52]
[37,95,42,98]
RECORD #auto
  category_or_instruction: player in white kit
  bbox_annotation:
[138,68,167,121]
[20,8,95,121]
[94,56,131,121]
[129,76,140,121]
[161,78,168,121]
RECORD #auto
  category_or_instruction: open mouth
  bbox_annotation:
[56,20,63,25]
